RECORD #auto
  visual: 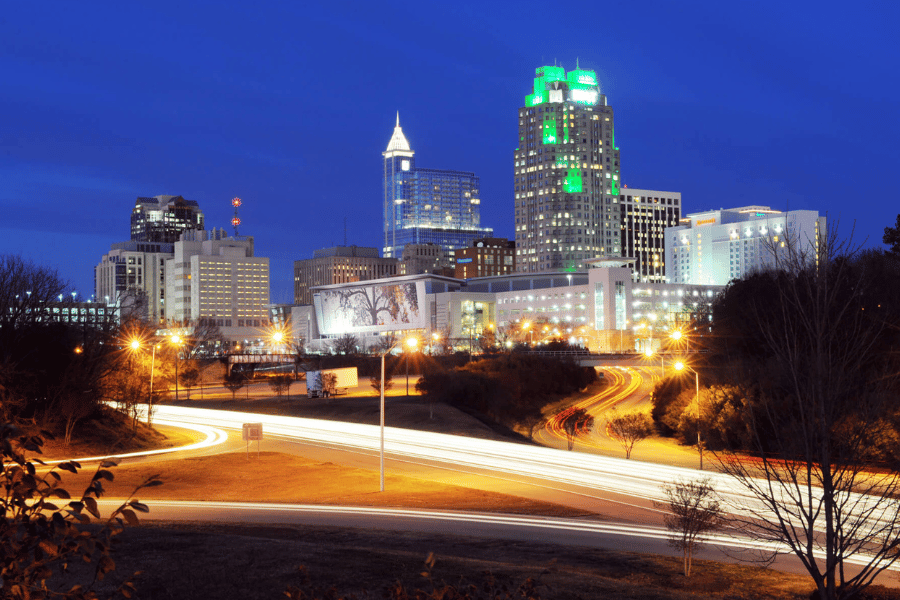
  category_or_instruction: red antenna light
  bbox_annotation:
[231,197,242,236]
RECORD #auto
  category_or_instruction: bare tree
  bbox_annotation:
[714,225,900,600]
[606,410,654,459]
[562,407,594,451]
[268,374,293,398]
[333,333,359,355]
[371,370,394,395]
[658,479,723,577]
[223,372,245,400]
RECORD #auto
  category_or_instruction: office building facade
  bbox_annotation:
[293,246,398,305]
[453,238,516,279]
[619,189,681,283]
[131,195,204,243]
[665,206,826,285]
[514,64,622,273]
[94,240,174,324]
[166,228,270,339]
[383,114,492,258]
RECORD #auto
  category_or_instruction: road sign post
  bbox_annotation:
[242,422,263,458]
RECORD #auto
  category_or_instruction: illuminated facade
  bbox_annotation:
[453,238,516,279]
[166,228,270,340]
[131,195,204,243]
[666,206,826,285]
[94,240,174,324]
[514,64,621,272]
[383,114,492,258]
[618,189,681,283]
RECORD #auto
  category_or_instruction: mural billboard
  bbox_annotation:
[316,280,426,335]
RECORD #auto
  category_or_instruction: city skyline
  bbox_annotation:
[2,1,898,301]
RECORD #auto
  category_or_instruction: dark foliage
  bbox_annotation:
[416,354,596,430]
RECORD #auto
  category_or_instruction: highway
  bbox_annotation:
[69,402,898,584]
[63,365,900,586]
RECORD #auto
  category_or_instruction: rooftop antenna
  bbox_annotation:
[231,197,242,237]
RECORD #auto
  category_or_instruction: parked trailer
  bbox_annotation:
[306,367,358,398]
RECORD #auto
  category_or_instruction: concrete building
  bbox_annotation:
[94,240,173,324]
[514,64,622,272]
[131,195,204,243]
[665,206,826,285]
[383,114,493,258]
[618,189,681,282]
[399,243,455,276]
[293,246,399,306]
[453,238,516,279]
[302,261,721,354]
[165,228,270,340]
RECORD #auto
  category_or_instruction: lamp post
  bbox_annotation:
[380,336,417,491]
[171,335,182,401]
[129,339,159,423]
[674,361,703,470]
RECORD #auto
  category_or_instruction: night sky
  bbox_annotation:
[3,1,898,302]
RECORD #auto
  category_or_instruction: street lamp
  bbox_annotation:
[171,334,183,401]
[674,360,703,470]
[380,336,417,492]
[129,338,160,423]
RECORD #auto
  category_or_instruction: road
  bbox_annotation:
[70,403,897,586]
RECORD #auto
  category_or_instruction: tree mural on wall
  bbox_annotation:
[322,282,420,330]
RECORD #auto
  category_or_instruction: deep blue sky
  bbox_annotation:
[3,1,898,302]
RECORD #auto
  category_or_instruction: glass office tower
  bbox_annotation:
[383,114,492,259]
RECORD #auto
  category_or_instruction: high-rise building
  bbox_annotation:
[293,246,399,305]
[453,238,516,279]
[514,64,622,272]
[131,195,204,243]
[619,189,681,283]
[166,228,270,339]
[94,240,174,324]
[383,114,492,258]
[665,206,826,285]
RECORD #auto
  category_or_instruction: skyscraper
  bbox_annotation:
[131,195,204,243]
[514,64,622,272]
[383,114,492,259]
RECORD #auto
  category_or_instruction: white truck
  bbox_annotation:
[306,367,358,398]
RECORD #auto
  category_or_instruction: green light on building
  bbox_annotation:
[543,115,557,144]
[564,169,583,193]
[567,69,597,87]
[526,91,547,106]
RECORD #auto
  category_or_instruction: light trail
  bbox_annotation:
[44,418,229,465]
[91,499,895,571]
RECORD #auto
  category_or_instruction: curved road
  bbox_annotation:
[64,403,899,585]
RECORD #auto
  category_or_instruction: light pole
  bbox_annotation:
[171,335,182,401]
[674,361,703,470]
[380,336,417,491]
[129,339,159,424]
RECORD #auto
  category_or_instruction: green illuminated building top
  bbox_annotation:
[513,63,622,273]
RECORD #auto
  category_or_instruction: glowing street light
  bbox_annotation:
[171,334,183,401]
[380,336,418,492]
[674,360,703,470]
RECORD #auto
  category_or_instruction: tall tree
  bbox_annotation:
[883,213,900,256]
[713,227,900,600]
